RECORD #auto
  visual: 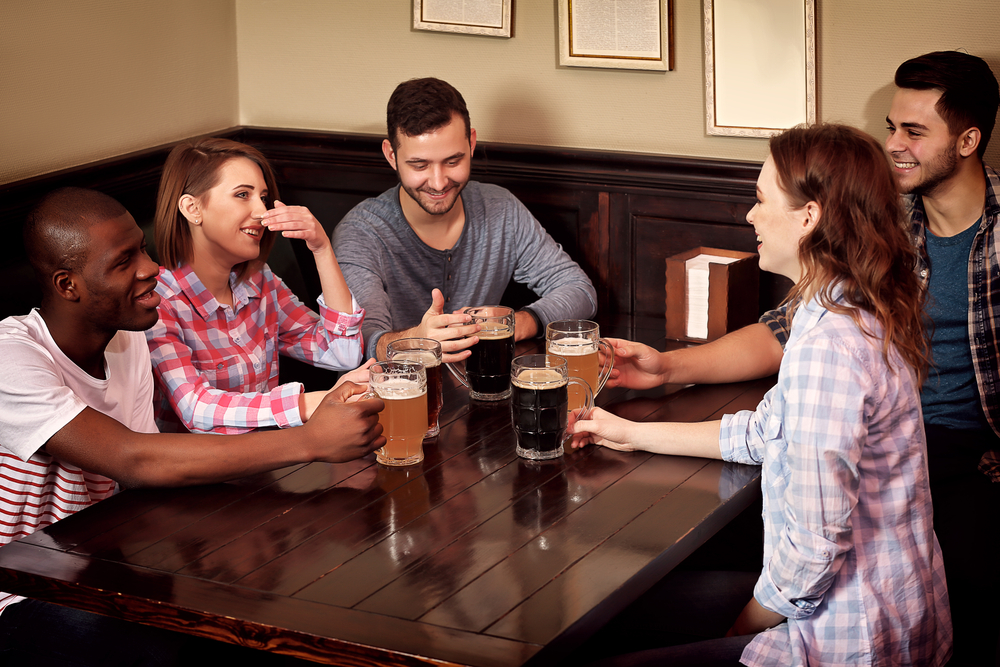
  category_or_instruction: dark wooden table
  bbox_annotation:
[0,329,772,666]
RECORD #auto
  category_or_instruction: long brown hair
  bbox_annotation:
[155,137,279,284]
[771,124,930,383]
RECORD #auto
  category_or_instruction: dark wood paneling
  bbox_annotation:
[1,128,773,329]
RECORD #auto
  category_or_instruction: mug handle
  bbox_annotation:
[445,362,470,388]
[566,376,594,422]
[564,376,594,445]
[596,339,615,396]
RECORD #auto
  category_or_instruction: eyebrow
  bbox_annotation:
[405,151,466,164]
[886,116,930,132]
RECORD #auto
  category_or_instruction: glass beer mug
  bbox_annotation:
[386,338,443,439]
[365,360,428,466]
[510,354,594,460]
[451,305,515,401]
[545,319,614,413]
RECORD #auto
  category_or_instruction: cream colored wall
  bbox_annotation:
[0,0,239,185]
[236,0,1000,167]
[4,1,1000,185]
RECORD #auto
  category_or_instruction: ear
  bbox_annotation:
[802,201,822,233]
[469,127,477,154]
[382,139,398,171]
[958,127,981,158]
[178,194,202,226]
[51,269,81,303]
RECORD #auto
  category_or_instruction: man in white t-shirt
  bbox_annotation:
[0,187,385,665]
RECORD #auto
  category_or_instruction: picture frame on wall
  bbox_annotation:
[413,0,513,38]
[558,0,674,71]
[704,0,816,137]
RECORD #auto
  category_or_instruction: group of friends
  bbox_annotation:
[0,51,995,666]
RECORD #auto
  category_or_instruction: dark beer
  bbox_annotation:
[467,322,514,400]
[511,368,568,459]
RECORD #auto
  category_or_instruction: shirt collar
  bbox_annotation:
[172,264,261,318]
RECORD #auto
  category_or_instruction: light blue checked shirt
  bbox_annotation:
[720,288,952,666]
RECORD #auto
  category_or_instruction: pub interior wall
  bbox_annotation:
[3,0,1000,185]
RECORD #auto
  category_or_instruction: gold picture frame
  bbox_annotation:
[558,0,674,71]
[413,0,513,38]
[704,0,816,137]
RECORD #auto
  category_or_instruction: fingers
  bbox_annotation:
[426,288,446,317]
[327,380,368,403]
[334,359,375,389]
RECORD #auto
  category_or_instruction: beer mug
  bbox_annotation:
[545,320,614,412]
[386,338,443,439]
[458,305,515,401]
[510,354,594,460]
[365,360,428,466]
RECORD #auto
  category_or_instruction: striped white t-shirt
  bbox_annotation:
[0,310,157,613]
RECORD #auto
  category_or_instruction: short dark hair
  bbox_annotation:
[386,77,471,151]
[894,51,1000,158]
[24,187,128,286]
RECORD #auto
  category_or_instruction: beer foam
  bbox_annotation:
[478,322,513,339]
[390,350,441,368]
[548,336,598,356]
[375,376,426,399]
[513,368,566,389]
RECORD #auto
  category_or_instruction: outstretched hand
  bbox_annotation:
[568,406,639,452]
[604,338,667,390]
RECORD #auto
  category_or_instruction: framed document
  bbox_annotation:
[413,0,513,38]
[704,0,816,137]
[558,0,674,71]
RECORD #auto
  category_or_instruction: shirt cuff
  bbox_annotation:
[271,382,305,428]
[519,307,544,339]
[317,294,365,336]
[753,567,818,620]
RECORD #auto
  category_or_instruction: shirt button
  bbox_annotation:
[216,362,225,370]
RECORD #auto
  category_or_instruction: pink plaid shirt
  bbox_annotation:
[145,264,364,434]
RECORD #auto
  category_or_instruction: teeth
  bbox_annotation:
[894,161,918,169]
[242,228,260,237]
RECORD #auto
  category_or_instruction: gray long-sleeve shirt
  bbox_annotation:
[333,181,597,356]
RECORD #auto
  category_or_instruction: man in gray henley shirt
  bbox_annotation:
[332,78,597,361]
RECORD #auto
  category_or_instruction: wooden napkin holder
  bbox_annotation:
[665,247,759,342]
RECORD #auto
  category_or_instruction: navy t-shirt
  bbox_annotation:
[921,218,986,430]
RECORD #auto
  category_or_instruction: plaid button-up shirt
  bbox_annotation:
[761,165,1000,479]
[145,264,364,434]
[725,289,952,665]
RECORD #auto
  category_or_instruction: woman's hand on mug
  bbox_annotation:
[261,201,331,254]
[334,359,376,401]
[568,406,639,452]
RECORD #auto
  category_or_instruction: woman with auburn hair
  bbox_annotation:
[571,125,951,666]
[145,137,367,434]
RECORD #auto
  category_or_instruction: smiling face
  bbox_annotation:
[746,156,815,284]
[885,87,962,196]
[187,157,270,269]
[383,112,476,220]
[77,212,161,333]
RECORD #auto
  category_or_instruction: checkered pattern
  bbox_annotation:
[145,264,363,434]
[721,290,952,665]
[761,166,1000,481]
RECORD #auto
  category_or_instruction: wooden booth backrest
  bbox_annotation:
[0,128,785,337]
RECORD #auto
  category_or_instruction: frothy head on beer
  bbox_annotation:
[513,368,566,389]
